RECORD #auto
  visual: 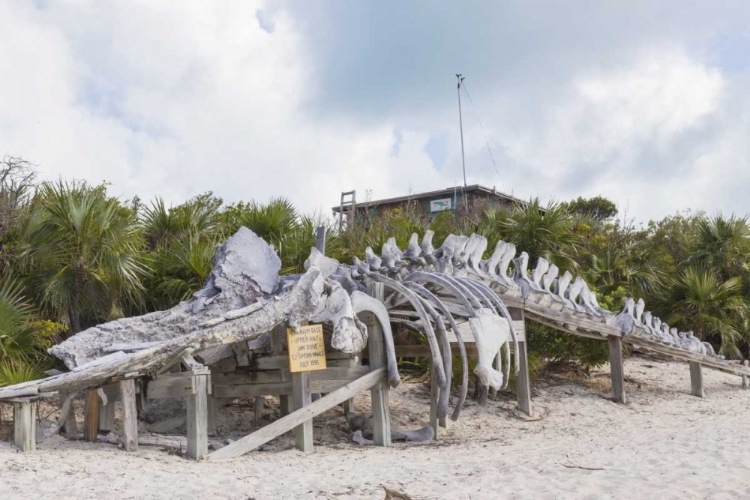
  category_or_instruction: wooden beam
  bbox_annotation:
[146,371,208,400]
[206,367,385,461]
[394,344,478,357]
[120,379,138,452]
[84,389,100,442]
[254,396,265,422]
[689,362,704,398]
[186,374,208,460]
[315,225,327,254]
[366,281,391,447]
[608,335,626,404]
[270,322,291,418]
[511,309,532,416]
[212,376,370,399]
[13,401,36,451]
[743,360,749,389]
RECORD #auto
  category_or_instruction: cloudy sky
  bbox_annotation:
[2,1,749,222]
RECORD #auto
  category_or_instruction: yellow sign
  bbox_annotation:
[287,324,327,373]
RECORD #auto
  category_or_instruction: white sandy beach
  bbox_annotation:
[2,357,750,500]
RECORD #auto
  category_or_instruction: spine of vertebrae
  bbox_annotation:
[349,230,720,360]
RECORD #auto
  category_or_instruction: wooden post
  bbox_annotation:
[742,360,749,389]
[689,362,704,398]
[254,396,265,421]
[366,281,391,447]
[310,226,327,403]
[315,225,327,254]
[511,308,532,416]
[84,389,100,442]
[292,369,313,452]
[120,379,138,452]
[429,360,439,439]
[13,401,36,452]
[608,335,627,404]
[186,374,208,459]
[270,323,292,417]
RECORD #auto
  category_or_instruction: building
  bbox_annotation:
[332,185,526,227]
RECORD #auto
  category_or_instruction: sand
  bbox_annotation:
[2,357,750,500]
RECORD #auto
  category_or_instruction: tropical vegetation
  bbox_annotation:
[1,155,748,385]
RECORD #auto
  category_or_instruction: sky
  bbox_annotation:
[1,1,749,222]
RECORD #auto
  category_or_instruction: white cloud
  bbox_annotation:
[0,2,748,223]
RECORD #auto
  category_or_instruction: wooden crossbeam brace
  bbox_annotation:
[206,367,385,461]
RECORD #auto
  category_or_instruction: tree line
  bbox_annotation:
[1,156,748,385]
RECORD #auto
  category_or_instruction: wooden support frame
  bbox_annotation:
[270,323,292,417]
[743,360,749,389]
[292,370,313,452]
[365,281,391,447]
[186,374,208,460]
[608,336,626,404]
[120,379,138,451]
[13,401,36,451]
[510,308,532,417]
[206,367,385,461]
[689,362,704,398]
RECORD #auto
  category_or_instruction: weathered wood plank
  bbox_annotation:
[13,401,36,451]
[84,389,100,442]
[206,367,385,461]
[394,344,478,358]
[120,379,138,452]
[511,308,533,416]
[608,335,626,404]
[743,360,749,389]
[147,371,206,400]
[186,374,208,460]
[689,362,704,398]
[212,376,370,399]
[254,396,265,422]
[366,281,391,447]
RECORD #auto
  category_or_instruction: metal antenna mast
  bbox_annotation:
[456,73,467,187]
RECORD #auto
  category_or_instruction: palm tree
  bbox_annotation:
[689,215,750,283]
[22,181,148,333]
[147,235,216,309]
[142,194,221,249]
[590,241,669,298]
[0,278,49,385]
[498,199,581,271]
[227,197,298,245]
[664,265,750,357]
